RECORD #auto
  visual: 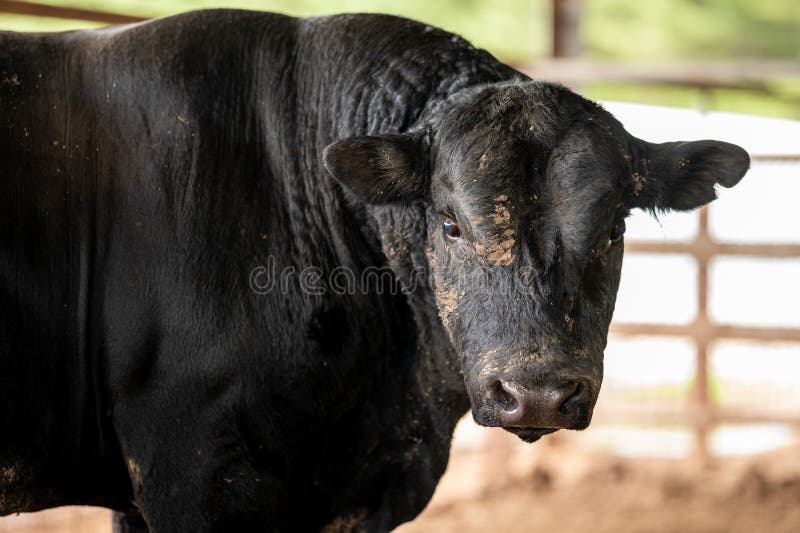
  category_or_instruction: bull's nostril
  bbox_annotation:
[491,380,518,412]
[558,381,584,415]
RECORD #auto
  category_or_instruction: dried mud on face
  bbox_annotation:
[399,434,800,533]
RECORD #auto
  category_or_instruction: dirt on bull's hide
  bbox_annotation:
[399,435,800,533]
[474,195,515,266]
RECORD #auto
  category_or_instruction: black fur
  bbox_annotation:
[0,9,748,532]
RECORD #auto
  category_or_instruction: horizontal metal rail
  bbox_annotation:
[594,409,800,427]
[0,0,146,24]
[517,57,800,93]
[623,241,800,258]
[610,322,800,344]
[750,154,800,162]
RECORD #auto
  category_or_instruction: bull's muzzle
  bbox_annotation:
[477,376,595,440]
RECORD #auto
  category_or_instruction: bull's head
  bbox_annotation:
[323,81,748,442]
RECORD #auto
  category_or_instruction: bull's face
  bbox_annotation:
[323,82,749,442]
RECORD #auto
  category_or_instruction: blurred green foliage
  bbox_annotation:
[1,0,798,117]
[586,0,799,60]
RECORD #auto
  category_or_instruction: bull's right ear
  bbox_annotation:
[322,133,429,204]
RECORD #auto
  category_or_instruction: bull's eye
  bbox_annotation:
[609,220,626,243]
[442,219,461,239]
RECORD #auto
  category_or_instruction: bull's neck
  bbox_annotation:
[288,30,519,406]
[290,23,519,267]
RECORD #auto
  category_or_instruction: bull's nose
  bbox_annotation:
[489,379,588,429]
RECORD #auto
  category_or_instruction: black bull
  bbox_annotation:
[0,10,748,532]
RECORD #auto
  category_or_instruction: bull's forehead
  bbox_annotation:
[434,98,541,236]
[435,117,624,267]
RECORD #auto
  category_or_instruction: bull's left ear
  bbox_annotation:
[628,140,750,211]
[322,133,429,204]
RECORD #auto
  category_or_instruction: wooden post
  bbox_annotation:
[552,0,583,58]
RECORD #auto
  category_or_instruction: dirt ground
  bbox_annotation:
[1,437,799,532]
[0,506,109,533]
[399,435,800,533]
